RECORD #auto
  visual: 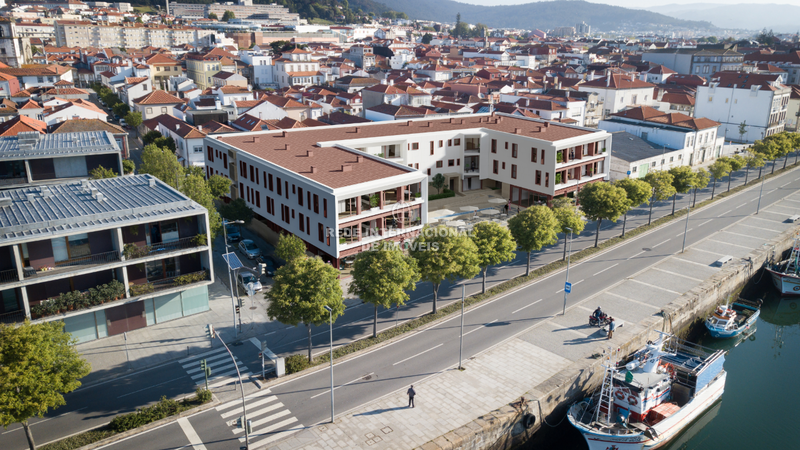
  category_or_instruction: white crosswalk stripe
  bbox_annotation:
[214,388,303,447]
[180,348,253,390]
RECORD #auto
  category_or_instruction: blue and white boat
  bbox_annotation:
[704,300,761,339]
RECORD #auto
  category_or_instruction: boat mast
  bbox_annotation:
[595,347,621,424]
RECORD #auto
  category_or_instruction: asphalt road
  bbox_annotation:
[2,156,798,450]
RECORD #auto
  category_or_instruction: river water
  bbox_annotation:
[523,278,800,449]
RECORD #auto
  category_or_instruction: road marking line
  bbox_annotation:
[186,357,242,376]
[651,267,704,282]
[721,230,760,239]
[627,278,681,295]
[177,417,208,450]
[248,337,263,349]
[717,209,733,217]
[555,288,563,294]
[231,405,288,432]
[206,372,252,389]
[310,372,375,399]
[220,396,278,418]
[117,376,185,398]
[781,198,800,204]
[767,188,777,194]
[182,351,231,370]
[697,219,713,227]
[393,344,444,366]
[247,423,306,448]
[192,366,242,382]
[573,279,585,285]
[749,216,785,224]
[239,417,300,443]
[216,389,273,412]
[512,299,543,314]
[244,402,285,421]
[672,257,717,268]
[735,222,783,232]
[627,251,645,260]
[463,319,498,337]
[676,228,692,237]
[593,264,619,277]
[652,239,671,248]
[178,347,226,364]
[781,181,792,188]
[605,292,662,310]
[706,239,753,250]
[736,203,747,208]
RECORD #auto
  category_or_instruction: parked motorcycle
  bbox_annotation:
[589,313,611,327]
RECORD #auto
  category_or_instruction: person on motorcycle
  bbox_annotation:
[593,307,604,320]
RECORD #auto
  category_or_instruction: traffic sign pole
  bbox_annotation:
[562,228,573,315]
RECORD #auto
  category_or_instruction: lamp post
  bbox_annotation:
[209,328,250,450]
[562,227,573,315]
[222,219,244,334]
[323,305,334,424]
[756,173,765,215]
[682,206,690,253]
[458,284,465,370]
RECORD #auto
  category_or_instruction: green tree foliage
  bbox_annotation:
[349,244,419,337]
[430,173,445,194]
[218,198,254,225]
[707,158,731,199]
[409,226,480,313]
[143,130,163,145]
[0,321,91,450]
[208,12,218,20]
[507,205,559,275]
[577,182,629,247]
[756,28,775,45]
[265,256,345,362]
[207,174,231,198]
[690,168,710,207]
[668,166,695,214]
[643,170,677,224]
[124,111,142,128]
[181,174,221,239]
[112,102,130,117]
[421,33,433,44]
[140,144,183,189]
[275,232,307,263]
[614,178,651,237]
[122,159,135,174]
[553,204,585,261]
[470,221,516,293]
[743,150,764,186]
[738,121,747,142]
[381,10,408,20]
[90,165,117,179]
[726,154,746,191]
[222,10,235,21]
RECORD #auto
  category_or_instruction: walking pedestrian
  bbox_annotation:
[407,385,416,408]
[504,201,509,214]
[607,317,616,339]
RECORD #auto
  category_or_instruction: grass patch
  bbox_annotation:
[429,189,455,201]
[39,390,212,450]
[282,161,800,375]
[133,6,157,13]
[308,18,335,25]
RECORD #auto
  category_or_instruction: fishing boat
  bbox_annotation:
[765,239,800,295]
[567,333,726,450]
[704,299,761,339]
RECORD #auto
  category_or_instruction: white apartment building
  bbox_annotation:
[238,49,274,88]
[203,114,610,266]
[54,21,214,48]
[578,73,657,119]
[272,47,321,89]
[694,72,791,143]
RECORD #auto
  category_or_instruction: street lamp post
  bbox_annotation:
[562,227,573,315]
[756,174,766,215]
[323,305,334,424]
[458,284,465,370]
[222,219,244,334]
[209,328,250,450]
[682,206,690,253]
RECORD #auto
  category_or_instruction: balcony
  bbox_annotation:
[21,250,121,281]
[464,138,481,153]
[0,177,27,187]
[0,269,18,285]
[128,270,210,297]
[0,310,26,325]
[122,235,208,261]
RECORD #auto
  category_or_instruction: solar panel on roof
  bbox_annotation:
[223,252,244,270]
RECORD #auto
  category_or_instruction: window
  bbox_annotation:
[323,199,328,218]
[256,191,261,208]
[632,166,637,173]
[531,147,538,162]
[298,187,303,206]
[427,168,431,175]
[493,160,498,174]
[285,181,289,199]
[535,170,541,185]
[161,107,167,113]
[511,164,517,179]
[448,139,452,146]
[491,139,497,153]
[511,144,518,158]
[457,159,460,166]
[430,142,434,155]
[541,149,545,164]
[439,140,443,147]
[277,177,282,195]
[454,138,460,145]
[545,172,549,188]
[250,165,254,182]
[313,194,319,214]
[146,107,153,114]
[411,142,419,150]
[318,223,324,242]
[207,146,214,162]
[299,213,304,232]
[268,174,273,191]
[436,161,443,168]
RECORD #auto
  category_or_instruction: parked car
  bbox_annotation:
[225,224,241,243]
[260,257,276,276]
[119,118,128,128]
[238,239,261,260]
[237,272,262,293]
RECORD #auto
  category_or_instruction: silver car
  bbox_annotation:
[238,239,261,260]
[237,272,262,293]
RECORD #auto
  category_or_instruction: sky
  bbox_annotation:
[450,0,783,7]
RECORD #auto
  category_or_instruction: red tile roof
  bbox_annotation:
[0,115,46,136]
[611,106,718,130]
[133,90,183,105]
[580,74,656,90]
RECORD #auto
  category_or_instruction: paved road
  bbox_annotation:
[2,156,797,450]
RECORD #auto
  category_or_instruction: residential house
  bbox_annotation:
[272,47,322,89]
[642,48,744,80]
[578,73,657,119]
[42,99,106,125]
[133,90,184,121]
[150,114,207,168]
[49,118,130,159]
[0,64,73,89]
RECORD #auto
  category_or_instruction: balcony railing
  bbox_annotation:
[55,250,120,268]
[464,144,480,152]
[0,309,26,324]
[129,270,209,297]
[123,235,207,260]
[0,177,27,187]
[0,268,19,284]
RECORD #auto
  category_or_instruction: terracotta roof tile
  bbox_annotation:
[133,90,183,105]
[0,115,46,136]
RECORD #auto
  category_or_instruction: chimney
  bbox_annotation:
[175,124,180,130]
[149,177,156,187]
[253,136,260,143]
[198,125,203,132]
[90,187,98,198]
[96,193,105,203]
[26,193,35,203]
[606,73,611,87]
[342,164,352,172]
[407,120,413,126]
[310,166,317,173]
[515,128,521,134]
[307,150,314,157]
[543,121,550,128]
[285,144,290,151]
[356,155,363,163]
[354,127,360,133]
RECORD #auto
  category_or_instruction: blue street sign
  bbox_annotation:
[565,282,572,293]
[627,171,632,175]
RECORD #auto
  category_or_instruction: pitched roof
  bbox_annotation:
[133,90,183,105]
[610,106,719,130]
[709,71,785,91]
[580,74,656,90]
[49,118,126,134]
[0,115,47,136]
[150,114,206,139]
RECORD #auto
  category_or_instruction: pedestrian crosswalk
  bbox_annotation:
[215,388,305,448]
[181,347,253,390]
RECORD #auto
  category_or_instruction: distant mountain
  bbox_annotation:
[646,3,800,32]
[356,0,713,32]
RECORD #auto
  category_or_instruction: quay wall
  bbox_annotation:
[420,223,799,450]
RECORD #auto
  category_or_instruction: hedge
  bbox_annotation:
[429,189,456,201]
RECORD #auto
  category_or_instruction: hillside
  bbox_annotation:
[365,0,714,31]
[646,3,800,32]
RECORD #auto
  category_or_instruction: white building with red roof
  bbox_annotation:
[578,73,657,118]
[41,99,107,125]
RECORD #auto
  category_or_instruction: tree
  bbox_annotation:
[507,205,559,275]
[577,182,629,247]
[275,232,307,263]
[751,139,778,178]
[756,28,775,45]
[707,158,731,199]
[615,178,651,237]
[668,166,695,214]
[153,136,176,153]
[218,198,254,224]
[112,102,129,117]
[726,154,746,191]
[738,121,747,143]
[409,225,480,313]
[643,170,676,224]
[184,165,204,178]
[470,221,516,293]
[349,244,419,338]
[0,321,91,450]
[89,165,117,179]
[222,10,235,22]
[689,168,710,207]
[767,132,793,170]
[553,203,585,260]
[140,144,183,189]
[430,173,445,194]
[207,174,232,198]
[123,111,142,129]
[743,150,764,186]
[122,159,135,174]
[266,257,345,362]
[142,130,162,145]
[421,33,433,45]
[208,12,218,20]
[181,174,222,239]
